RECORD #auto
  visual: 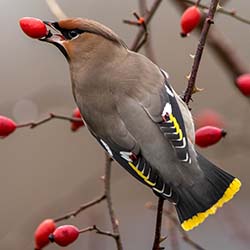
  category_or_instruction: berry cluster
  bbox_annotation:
[34,219,79,249]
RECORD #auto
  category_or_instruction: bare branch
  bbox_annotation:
[146,202,205,250]
[129,0,162,51]
[53,194,106,223]
[79,225,119,240]
[46,0,67,20]
[152,197,165,250]
[207,27,249,77]
[104,154,123,250]
[166,204,180,250]
[124,12,149,52]
[183,0,220,105]
[16,113,82,129]
[138,0,157,62]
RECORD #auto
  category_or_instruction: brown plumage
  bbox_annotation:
[59,18,126,47]
[38,18,241,231]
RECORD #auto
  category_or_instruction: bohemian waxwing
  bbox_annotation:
[39,18,241,231]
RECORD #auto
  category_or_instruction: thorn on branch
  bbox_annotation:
[207,17,214,24]
[183,0,220,105]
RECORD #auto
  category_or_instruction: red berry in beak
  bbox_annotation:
[236,73,250,96]
[0,116,16,138]
[180,6,201,36]
[34,219,56,249]
[71,108,84,132]
[195,126,226,148]
[19,17,48,39]
[49,225,79,247]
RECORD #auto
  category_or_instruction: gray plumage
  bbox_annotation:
[38,18,241,231]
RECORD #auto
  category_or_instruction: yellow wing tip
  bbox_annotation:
[181,178,241,231]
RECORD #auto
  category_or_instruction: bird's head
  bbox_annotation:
[40,18,127,62]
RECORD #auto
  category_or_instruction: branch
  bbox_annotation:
[124,12,148,52]
[129,0,162,51]
[152,197,165,250]
[79,225,119,240]
[207,27,249,77]
[146,202,205,250]
[16,113,82,129]
[183,0,220,105]
[104,154,123,250]
[46,0,67,20]
[182,0,250,25]
[53,194,106,223]
[167,204,180,250]
[138,0,157,62]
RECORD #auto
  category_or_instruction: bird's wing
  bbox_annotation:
[139,70,192,163]
[89,70,200,200]
[93,131,177,201]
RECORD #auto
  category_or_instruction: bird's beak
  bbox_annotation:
[40,21,69,60]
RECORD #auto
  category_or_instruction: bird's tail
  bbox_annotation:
[175,153,241,231]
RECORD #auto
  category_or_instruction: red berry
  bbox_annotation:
[195,109,224,129]
[0,116,16,138]
[195,126,226,148]
[236,73,250,96]
[34,219,56,249]
[19,17,48,39]
[50,225,79,247]
[71,108,84,132]
[180,6,201,36]
[138,17,145,25]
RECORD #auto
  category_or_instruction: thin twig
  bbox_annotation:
[183,0,220,105]
[146,202,205,250]
[129,0,162,51]
[167,204,180,250]
[46,0,67,20]
[16,113,82,129]
[124,12,148,52]
[152,197,165,250]
[79,225,119,240]
[207,27,249,77]
[104,154,123,250]
[182,0,250,25]
[138,0,157,62]
[53,194,106,223]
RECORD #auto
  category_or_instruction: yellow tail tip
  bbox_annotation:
[181,178,241,231]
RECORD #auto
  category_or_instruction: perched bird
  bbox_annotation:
[38,18,240,231]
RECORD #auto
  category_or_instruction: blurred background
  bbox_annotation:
[0,0,250,249]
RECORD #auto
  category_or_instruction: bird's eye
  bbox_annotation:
[68,30,79,39]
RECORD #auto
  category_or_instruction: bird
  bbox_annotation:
[38,18,241,231]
